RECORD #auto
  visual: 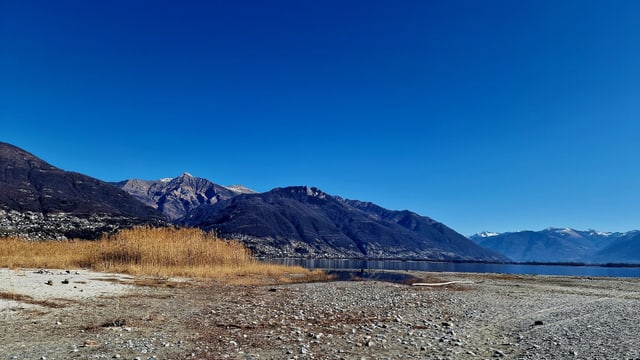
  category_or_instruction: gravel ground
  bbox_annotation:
[2,269,640,359]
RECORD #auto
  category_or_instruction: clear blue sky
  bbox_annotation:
[2,1,639,235]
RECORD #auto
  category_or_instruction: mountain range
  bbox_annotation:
[0,142,504,261]
[0,142,165,239]
[470,228,640,264]
[113,173,254,221]
[3,141,638,263]
[177,186,505,260]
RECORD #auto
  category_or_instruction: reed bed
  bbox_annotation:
[0,227,327,284]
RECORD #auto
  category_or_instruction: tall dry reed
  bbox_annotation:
[87,227,255,273]
[0,227,327,283]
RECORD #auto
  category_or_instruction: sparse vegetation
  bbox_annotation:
[0,227,328,284]
[0,291,68,308]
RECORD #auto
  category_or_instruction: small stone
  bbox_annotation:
[494,349,506,357]
[83,339,100,347]
[113,355,121,359]
[534,320,544,326]
[45,280,53,286]
[300,346,309,354]
[62,279,69,284]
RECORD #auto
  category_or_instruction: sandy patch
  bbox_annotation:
[0,267,135,310]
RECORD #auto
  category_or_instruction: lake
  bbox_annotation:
[269,258,640,278]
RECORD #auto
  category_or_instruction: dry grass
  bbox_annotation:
[0,291,67,308]
[0,227,328,284]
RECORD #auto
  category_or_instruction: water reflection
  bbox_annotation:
[270,258,640,278]
[326,270,419,284]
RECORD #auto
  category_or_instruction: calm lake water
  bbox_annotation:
[269,258,640,278]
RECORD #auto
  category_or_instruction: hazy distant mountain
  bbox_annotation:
[113,173,255,220]
[592,231,640,264]
[0,142,165,239]
[469,228,640,264]
[179,186,507,261]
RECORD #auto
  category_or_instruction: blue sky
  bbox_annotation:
[2,1,639,235]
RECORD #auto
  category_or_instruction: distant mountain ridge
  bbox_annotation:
[0,142,165,239]
[178,186,507,260]
[470,228,640,264]
[113,173,255,221]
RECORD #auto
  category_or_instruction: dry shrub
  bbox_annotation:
[0,227,329,284]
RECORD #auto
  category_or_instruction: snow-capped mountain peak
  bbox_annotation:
[587,229,613,237]
[474,231,500,238]
[224,184,257,194]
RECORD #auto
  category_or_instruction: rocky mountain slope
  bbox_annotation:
[470,228,640,264]
[113,173,254,221]
[179,186,507,261]
[0,141,507,260]
[0,142,165,239]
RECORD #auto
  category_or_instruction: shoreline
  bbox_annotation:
[2,269,640,359]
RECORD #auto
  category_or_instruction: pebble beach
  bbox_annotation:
[2,269,640,359]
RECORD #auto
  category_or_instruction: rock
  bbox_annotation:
[534,320,544,326]
[82,340,100,347]
[494,349,506,357]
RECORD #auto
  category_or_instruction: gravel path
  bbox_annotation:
[1,269,640,359]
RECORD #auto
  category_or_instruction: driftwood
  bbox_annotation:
[411,280,474,287]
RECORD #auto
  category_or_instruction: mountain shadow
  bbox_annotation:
[0,142,165,239]
[179,186,507,261]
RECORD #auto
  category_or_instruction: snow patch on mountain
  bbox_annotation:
[474,231,501,238]
[224,185,257,194]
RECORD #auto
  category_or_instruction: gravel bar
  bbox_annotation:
[2,270,640,359]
